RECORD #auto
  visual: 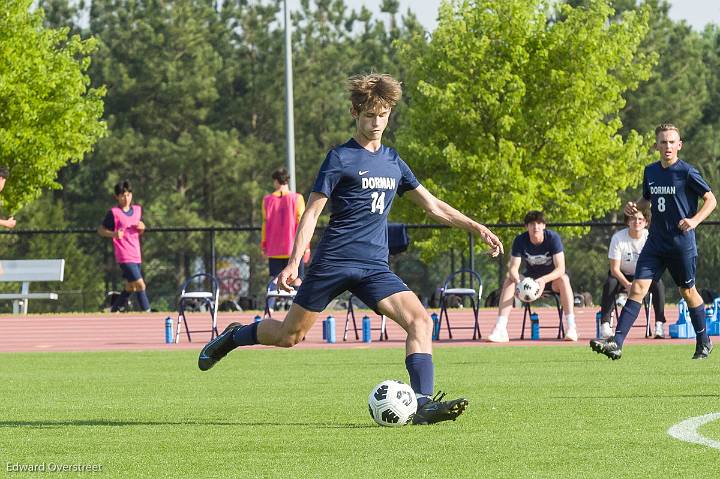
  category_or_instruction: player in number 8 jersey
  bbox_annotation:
[198,73,504,424]
[590,124,717,360]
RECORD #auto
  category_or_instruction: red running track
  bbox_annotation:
[0,306,691,353]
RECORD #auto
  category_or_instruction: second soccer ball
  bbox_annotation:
[515,277,541,303]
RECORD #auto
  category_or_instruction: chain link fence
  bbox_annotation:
[0,222,717,313]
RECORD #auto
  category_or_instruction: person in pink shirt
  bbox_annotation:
[97,180,151,312]
[261,168,309,294]
[0,166,16,230]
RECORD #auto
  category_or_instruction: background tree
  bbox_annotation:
[396,0,654,264]
[0,0,106,212]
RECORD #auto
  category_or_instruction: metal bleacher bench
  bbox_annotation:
[0,259,65,314]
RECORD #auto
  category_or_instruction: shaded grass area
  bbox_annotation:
[0,344,718,478]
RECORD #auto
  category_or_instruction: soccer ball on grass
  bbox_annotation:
[515,277,541,303]
[368,380,417,427]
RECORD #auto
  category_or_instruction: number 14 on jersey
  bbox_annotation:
[371,191,386,214]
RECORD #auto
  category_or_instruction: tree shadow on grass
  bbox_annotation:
[0,419,374,429]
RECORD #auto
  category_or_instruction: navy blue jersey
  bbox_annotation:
[311,138,420,269]
[511,229,564,277]
[642,160,711,255]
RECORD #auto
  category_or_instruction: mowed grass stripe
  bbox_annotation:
[0,345,718,478]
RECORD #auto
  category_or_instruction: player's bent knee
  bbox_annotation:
[275,330,305,348]
[407,314,433,336]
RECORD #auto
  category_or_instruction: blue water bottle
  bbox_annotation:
[530,312,540,340]
[326,315,336,343]
[165,317,174,344]
[254,315,262,323]
[678,299,688,322]
[595,311,602,338]
[431,312,440,340]
[362,315,372,343]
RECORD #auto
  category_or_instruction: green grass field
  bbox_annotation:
[1,344,719,478]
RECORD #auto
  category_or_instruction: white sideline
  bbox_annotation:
[667,412,720,450]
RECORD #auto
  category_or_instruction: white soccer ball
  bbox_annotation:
[368,380,418,427]
[515,277,541,303]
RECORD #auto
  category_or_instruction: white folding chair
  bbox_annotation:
[175,273,220,343]
[436,269,483,340]
[264,278,297,319]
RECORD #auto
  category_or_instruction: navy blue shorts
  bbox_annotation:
[268,258,304,279]
[119,263,143,282]
[293,265,410,314]
[634,250,697,288]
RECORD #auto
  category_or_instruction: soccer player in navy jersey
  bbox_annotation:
[590,124,717,360]
[198,73,504,424]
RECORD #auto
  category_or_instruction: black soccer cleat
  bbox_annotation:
[412,391,468,425]
[692,339,713,360]
[589,336,623,360]
[198,322,243,371]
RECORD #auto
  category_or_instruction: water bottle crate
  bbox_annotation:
[708,321,720,336]
[669,321,695,339]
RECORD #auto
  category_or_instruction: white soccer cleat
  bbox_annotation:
[654,322,665,339]
[565,325,578,342]
[600,322,613,339]
[488,326,509,343]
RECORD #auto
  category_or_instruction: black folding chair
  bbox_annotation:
[436,269,483,340]
[343,294,388,341]
[175,273,220,343]
[611,293,652,337]
[520,289,564,340]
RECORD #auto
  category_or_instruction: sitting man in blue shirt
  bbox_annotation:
[489,210,577,342]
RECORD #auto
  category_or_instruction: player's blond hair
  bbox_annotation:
[347,73,402,113]
[655,123,681,138]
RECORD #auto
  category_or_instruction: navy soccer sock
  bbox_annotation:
[232,322,259,347]
[136,290,151,311]
[613,299,642,348]
[688,304,709,344]
[405,353,434,407]
[112,291,131,311]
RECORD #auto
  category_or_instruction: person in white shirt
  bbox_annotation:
[598,208,666,339]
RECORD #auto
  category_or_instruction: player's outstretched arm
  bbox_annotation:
[679,191,717,232]
[277,192,327,291]
[404,185,503,257]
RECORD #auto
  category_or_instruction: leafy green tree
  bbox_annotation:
[396,0,654,257]
[615,1,709,138]
[0,0,105,212]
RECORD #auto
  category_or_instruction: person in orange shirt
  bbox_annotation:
[261,168,309,296]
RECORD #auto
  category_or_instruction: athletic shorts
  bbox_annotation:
[268,257,304,279]
[293,265,410,314]
[119,263,143,282]
[634,249,696,288]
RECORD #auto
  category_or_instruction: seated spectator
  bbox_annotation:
[598,207,666,338]
[489,211,577,342]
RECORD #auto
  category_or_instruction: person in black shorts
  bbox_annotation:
[98,180,151,312]
[591,124,716,360]
[198,73,504,425]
